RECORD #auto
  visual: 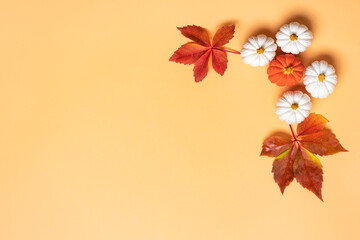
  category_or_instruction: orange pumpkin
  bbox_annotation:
[267,54,304,87]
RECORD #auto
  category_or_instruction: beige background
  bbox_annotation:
[0,0,359,239]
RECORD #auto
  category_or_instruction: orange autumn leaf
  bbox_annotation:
[272,145,297,193]
[261,113,347,200]
[170,25,236,82]
[260,133,293,157]
[297,113,347,156]
[294,147,323,200]
[267,53,304,87]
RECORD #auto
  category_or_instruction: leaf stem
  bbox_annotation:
[289,124,301,149]
[289,124,297,141]
[213,47,241,55]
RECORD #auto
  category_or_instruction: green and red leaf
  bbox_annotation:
[294,147,323,200]
[261,113,347,200]
[260,133,293,157]
[272,146,296,193]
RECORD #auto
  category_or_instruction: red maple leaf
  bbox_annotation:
[261,113,347,200]
[169,25,237,82]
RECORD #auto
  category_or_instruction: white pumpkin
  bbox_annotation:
[276,22,313,54]
[304,60,338,99]
[276,91,312,124]
[241,34,277,67]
